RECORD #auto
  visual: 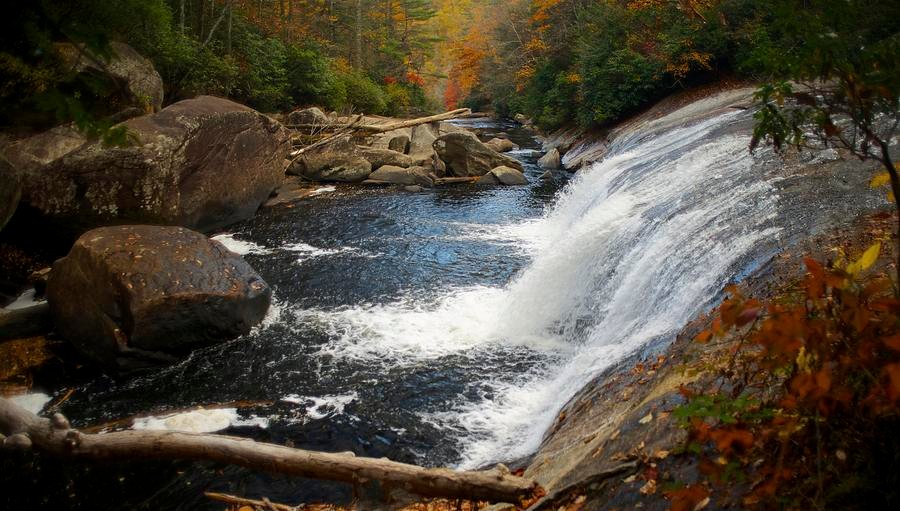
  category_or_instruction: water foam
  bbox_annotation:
[290,108,786,468]
[211,234,273,256]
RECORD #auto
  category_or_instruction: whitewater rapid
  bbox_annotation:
[235,104,788,468]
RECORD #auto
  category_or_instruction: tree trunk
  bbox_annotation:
[879,139,900,295]
[354,0,363,69]
[286,108,472,134]
[226,3,232,55]
[0,398,537,503]
[180,0,186,34]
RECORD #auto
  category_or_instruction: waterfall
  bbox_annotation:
[300,101,789,468]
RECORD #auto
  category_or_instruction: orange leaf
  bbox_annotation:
[665,484,710,511]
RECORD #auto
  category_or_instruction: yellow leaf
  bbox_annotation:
[870,171,890,188]
[888,190,895,202]
[846,241,881,275]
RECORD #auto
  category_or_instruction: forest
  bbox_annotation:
[3,1,895,129]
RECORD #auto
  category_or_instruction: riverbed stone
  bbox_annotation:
[490,165,528,185]
[46,225,271,373]
[433,132,524,177]
[538,148,562,170]
[7,96,291,235]
[368,165,434,187]
[358,147,414,169]
[485,138,517,153]
[388,135,411,154]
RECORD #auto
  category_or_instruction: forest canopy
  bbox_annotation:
[1,1,898,133]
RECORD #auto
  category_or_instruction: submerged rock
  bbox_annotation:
[47,225,271,374]
[433,132,524,177]
[7,96,291,234]
[538,148,562,170]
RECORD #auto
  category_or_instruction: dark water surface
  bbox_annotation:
[4,120,567,510]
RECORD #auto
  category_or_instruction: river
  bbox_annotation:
[4,93,885,509]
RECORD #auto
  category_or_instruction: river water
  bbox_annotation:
[6,98,885,509]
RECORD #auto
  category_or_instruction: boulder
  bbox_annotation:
[0,156,21,231]
[475,173,500,186]
[538,148,562,170]
[388,135,411,154]
[46,225,271,373]
[57,41,164,112]
[485,138,517,153]
[7,96,291,234]
[433,132,524,177]
[286,107,329,126]
[404,185,425,193]
[288,136,372,182]
[358,147,414,169]
[490,165,528,186]
[368,165,434,187]
[3,125,86,173]
[409,124,439,161]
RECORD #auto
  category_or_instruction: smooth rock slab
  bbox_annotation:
[47,225,271,374]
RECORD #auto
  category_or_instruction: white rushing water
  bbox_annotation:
[294,104,787,468]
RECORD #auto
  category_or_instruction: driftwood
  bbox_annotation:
[205,492,299,511]
[0,397,538,503]
[286,108,471,134]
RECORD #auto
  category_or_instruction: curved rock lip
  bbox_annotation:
[46,225,272,374]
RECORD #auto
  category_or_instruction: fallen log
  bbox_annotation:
[0,397,538,503]
[286,109,471,134]
[205,492,299,511]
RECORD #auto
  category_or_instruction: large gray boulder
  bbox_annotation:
[0,156,21,232]
[286,107,329,126]
[433,132,524,177]
[57,41,164,112]
[47,225,271,373]
[7,96,291,234]
[287,136,372,182]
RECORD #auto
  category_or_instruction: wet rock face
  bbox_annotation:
[10,96,291,234]
[47,225,271,374]
[433,132,524,177]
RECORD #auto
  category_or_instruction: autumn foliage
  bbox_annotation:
[672,242,900,508]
